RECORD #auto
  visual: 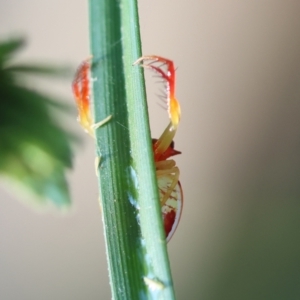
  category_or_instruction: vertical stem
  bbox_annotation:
[89,0,176,299]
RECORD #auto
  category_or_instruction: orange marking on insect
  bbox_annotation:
[72,58,94,136]
[135,55,183,242]
[72,58,112,137]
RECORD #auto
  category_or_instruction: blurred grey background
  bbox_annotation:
[1,1,300,299]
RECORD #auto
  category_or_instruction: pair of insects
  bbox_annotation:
[72,55,183,242]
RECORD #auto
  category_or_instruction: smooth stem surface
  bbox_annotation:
[89,0,175,299]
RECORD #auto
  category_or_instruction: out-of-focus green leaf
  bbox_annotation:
[0,37,76,209]
[0,38,25,62]
[4,64,72,77]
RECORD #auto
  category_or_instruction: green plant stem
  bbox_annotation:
[89,0,176,299]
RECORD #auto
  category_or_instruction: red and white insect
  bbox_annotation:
[72,56,183,242]
[134,55,183,242]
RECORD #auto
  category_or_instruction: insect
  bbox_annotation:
[72,56,183,242]
[134,55,183,242]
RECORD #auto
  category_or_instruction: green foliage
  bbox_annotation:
[0,38,75,208]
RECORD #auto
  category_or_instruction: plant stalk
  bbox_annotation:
[89,0,176,298]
